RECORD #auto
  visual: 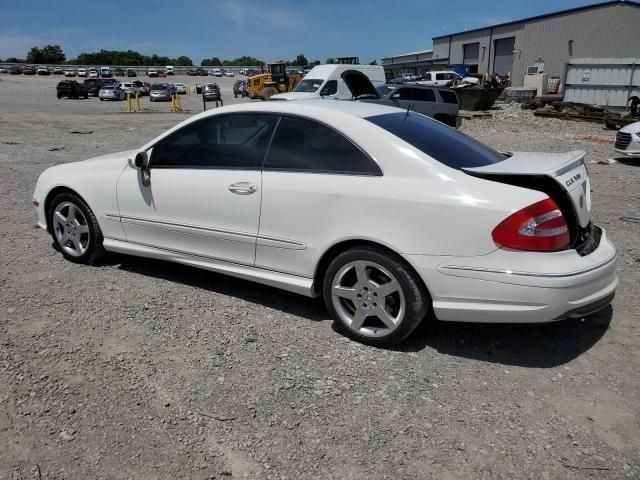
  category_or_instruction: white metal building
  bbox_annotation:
[383,1,640,86]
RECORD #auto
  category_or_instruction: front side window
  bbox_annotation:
[394,88,411,100]
[151,114,277,169]
[435,73,447,80]
[264,116,380,175]
[321,80,338,96]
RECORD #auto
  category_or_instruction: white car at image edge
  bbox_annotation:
[32,100,617,346]
[614,121,640,156]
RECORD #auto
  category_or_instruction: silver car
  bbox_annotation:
[173,83,186,94]
[149,83,173,102]
[98,85,127,101]
[367,84,461,128]
[120,82,142,96]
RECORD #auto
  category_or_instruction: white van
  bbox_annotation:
[165,65,174,75]
[271,64,386,100]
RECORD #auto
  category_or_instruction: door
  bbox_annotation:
[493,37,515,76]
[409,88,437,117]
[463,43,480,73]
[387,87,413,110]
[116,113,278,266]
[257,115,383,277]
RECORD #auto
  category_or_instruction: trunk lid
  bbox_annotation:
[464,150,590,228]
[464,150,598,254]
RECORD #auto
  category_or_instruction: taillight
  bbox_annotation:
[492,198,570,252]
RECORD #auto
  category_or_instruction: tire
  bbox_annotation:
[263,86,278,100]
[48,192,105,264]
[84,94,88,99]
[57,92,62,99]
[322,246,429,347]
[100,98,104,101]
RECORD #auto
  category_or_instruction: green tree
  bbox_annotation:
[175,56,193,66]
[201,57,222,66]
[5,57,25,63]
[26,45,66,64]
[325,57,336,64]
[292,54,308,66]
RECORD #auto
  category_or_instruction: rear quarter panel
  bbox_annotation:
[255,114,545,278]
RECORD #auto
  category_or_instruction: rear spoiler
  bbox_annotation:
[463,150,585,177]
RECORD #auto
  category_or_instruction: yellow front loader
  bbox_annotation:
[247,61,302,100]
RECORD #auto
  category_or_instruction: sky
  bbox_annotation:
[0,0,617,63]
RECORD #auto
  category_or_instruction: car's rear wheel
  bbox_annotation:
[57,92,62,99]
[323,246,429,347]
[48,192,105,264]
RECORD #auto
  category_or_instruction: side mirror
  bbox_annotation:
[391,93,401,99]
[134,151,149,169]
[320,88,329,96]
[134,151,151,186]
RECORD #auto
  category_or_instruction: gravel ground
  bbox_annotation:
[1,74,639,480]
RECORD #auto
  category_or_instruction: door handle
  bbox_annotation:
[228,182,258,195]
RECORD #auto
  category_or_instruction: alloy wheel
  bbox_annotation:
[331,260,406,338]
[52,202,90,257]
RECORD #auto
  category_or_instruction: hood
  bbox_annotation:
[620,121,640,134]
[271,92,318,100]
[341,70,379,99]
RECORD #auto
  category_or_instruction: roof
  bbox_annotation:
[382,49,433,60]
[432,0,640,40]
[142,100,405,149]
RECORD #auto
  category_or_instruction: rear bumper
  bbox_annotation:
[404,228,617,323]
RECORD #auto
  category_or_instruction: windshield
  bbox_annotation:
[152,84,167,90]
[293,79,323,93]
[365,112,505,170]
[375,85,395,97]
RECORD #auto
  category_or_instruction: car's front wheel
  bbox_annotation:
[48,192,105,264]
[323,246,429,347]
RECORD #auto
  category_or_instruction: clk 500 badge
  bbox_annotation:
[566,173,582,187]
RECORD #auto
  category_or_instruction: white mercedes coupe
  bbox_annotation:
[33,100,617,346]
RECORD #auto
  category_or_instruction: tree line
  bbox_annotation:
[2,45,378,67]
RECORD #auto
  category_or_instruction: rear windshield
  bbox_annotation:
[365,112,505,169]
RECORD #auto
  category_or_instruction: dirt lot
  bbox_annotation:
[1,74,639,480]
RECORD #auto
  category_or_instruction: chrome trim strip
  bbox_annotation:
[439,252,616,279]
[119,215,256,239]
[110,214,305,249]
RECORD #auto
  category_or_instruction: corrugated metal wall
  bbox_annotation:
[513,3,640,86]
[564,58,639,107]
[431,3,640,87]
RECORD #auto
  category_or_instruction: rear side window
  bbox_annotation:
[264,116,381,175]
[365,112,504,170]
[438,90,459,104]
[411,88,435,102]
